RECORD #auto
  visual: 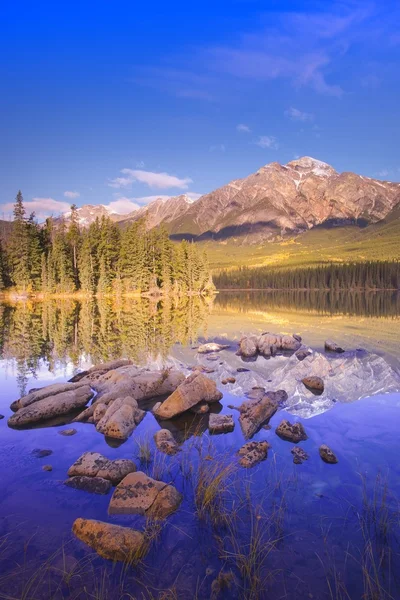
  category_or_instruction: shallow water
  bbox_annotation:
[0,292,400,600]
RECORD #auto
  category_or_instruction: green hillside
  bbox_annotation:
[202,207,400,271]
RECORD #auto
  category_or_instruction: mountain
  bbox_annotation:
[163,157,400,243]
[63,204,126,227]
[118,194,195,229]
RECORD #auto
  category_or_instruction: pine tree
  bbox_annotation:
[8,191,31,291]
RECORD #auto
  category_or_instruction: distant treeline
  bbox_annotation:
[0,192,214,296]
[214,261,400,291]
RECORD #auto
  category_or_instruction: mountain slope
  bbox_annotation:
[165,157,400,242]
[118,194,195,229]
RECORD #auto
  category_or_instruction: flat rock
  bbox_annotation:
[319,444,338,464]
[154,372,223,420]
[238,390,286,439]
[72,518,146,562]
[276,420,308,443]
[198,343,229,354]
[238,441,270,468]
[291,446,309,464]
[108,471,182,519]
[302,376,324,392]
[208,414,234,434]
[65,476,112,494]
[58,428,77,436]
[8,386,93,427]
[10,381,88,411]
[154,429,180,455]
[325,340,345,353]
[67,452,136,484]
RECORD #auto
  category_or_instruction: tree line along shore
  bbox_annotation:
[0,192,214,297]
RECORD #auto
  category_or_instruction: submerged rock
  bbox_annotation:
[276,420,308,443]
[198,343,230,354]
[108,471,182,519]
[154,372,222,420]
[208,414,234,434]
[9,386,93,427]
[238,390,286,439]
[291,446,309,464]
[32,448,53,458]
[238,441,270,468]
[319,444,338,464]
[189,365,216,374]
[65,476,112,495]
[42,464,53,472]
[154,429,180,455]
[190,401,210,414]
[0,414,4,420]
[67,452,136,485]
[325,340,345,353]
[58,428,77,436]
[72,518,146,562]
[302,376,324,392]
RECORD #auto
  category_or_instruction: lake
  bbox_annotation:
[1,291,400,600]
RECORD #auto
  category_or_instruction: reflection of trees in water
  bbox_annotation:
[215,290,400,318]
[0,297,211,393]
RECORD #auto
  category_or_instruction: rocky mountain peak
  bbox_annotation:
[286,156,337,178]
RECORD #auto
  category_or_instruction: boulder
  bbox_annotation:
[238,390,286,439]
[67,452,136,485]
[208,414,235,434]
[198,343,229,354]
[64,476,112,495]
[93,403,108,424]
[291,446,309,464]
[108,471,182,519]
[238,336,258,358]
[276,420,308,443]
[319,444,338,464]
[238,441,270,468]
[72,518,146,562]
[325,340,345,353]
[10,382,88,411]
[154,429,180,455]
[302,376,324,392]
[295,349,312,362]
[154,373,223,420]
[8,386,93,427]
[190,401,210,415]
[96,396,145,440]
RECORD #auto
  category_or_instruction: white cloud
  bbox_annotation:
[1,197,71,220]
[108,168,193,190]
[285,107,314,122]
[237,123,251,133]
[64,190,80,199]
[256,136,278,149]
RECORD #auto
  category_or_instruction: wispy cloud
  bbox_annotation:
[108,168,193,190]
[285,107,314,122]
[1,197,71,219]
[256,136,278,149]
[64,190,80,199]
[237,123,251,133]
[209,144,226,152]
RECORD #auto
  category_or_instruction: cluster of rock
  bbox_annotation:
[238,332,302,358]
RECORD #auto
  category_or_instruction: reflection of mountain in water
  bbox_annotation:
[0,297,212,394]
[215,290,400,318]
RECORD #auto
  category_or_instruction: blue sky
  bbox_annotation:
[1,0,400,219]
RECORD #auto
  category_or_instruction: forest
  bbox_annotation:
[0,192,214,296]
[214,261,400,291]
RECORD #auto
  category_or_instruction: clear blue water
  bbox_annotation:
[0,294,399,600]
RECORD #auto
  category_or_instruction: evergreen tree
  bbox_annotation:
[8,191,31,291]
